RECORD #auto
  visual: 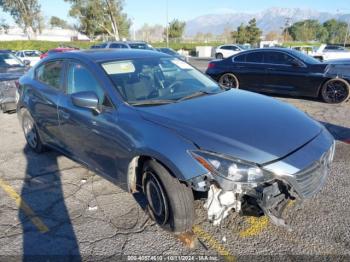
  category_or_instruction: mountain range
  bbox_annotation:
[185,7,350,36]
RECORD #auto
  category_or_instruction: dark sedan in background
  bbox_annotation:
[206,48,350,104]
[0,50,28,113]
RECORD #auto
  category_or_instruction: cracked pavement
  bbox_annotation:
[0,64,350,259]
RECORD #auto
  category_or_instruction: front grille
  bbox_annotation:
[294,143,335,198]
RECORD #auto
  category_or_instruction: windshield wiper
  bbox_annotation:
[129,99,176,106]
[176,91,216,102]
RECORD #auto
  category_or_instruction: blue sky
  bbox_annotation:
[1,0,350,29]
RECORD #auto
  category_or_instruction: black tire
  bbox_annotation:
[21,109,44,153]
[142,160,194,233]
[219,73,240,89]
[215,53,223,59]
[321,78,350,104]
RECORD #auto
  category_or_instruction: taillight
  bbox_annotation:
[15,80,20,89]
[207,62,216,69]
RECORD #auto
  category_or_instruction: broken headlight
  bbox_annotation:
[190,150,274,183]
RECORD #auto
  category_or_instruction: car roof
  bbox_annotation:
[235,47,296,55]
[48,49,169,62]
[0,49,12,53]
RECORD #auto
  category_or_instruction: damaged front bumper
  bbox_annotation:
[189,129,336,228]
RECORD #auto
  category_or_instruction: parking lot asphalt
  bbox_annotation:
[0,59,350,260]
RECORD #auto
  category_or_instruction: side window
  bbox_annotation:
[36,61,63,90]
[66,63,111,107]
[246,52,264,63]
[221,46,230,50]
[231,46,239,51]
[234,54,246,62]
[264,52,294,65]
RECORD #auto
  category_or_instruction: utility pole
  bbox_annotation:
[166,0,169,47]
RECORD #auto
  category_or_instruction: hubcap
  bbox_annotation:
[23,117,37,148]
[144,172,169,225]
[220,74,238,88]
[325,81,348,103]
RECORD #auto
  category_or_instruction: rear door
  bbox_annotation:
[30,60,65,147]
[232,51,266,90]
[57,60,123,179]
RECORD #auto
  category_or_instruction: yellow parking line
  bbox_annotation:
[239,216,269,238]
[0,178,49,233]
[193,225,236,262]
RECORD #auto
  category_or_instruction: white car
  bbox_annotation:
[15,50,42,66]
[215,44,247,59]
[312,44,350,61]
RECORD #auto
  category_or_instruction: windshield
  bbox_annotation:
[102,57,222,105]
[238,45,249,50]
[160,48,178,56]
[0,53,24,68]
[290,49,321,64]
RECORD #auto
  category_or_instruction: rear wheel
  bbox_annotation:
[219,73,240,89]
[142,160,194,233]
[215,53,223,59]
[21,110,44,153]
[321,78,350,104]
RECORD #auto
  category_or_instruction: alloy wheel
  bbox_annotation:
[219,73,239,89]
[323,79,349,103]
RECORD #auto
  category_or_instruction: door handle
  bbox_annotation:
[59,110,70,120]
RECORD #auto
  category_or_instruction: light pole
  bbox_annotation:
[166,0,169,47]
[344,20,350,47]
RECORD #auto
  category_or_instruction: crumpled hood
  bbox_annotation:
[137,90,322,165]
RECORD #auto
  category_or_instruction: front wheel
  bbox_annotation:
[219,73,240,89]
[321,78,350,104]
[142,160,194,233]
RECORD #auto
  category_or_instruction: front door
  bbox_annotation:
[57,61,123,180]
[262,51,310,95]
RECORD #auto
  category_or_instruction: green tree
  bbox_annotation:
[232,23,249,44]
[316,26,329,43]
[323,19,348,44]
[0,18,9,33]
[287,20,322,42]
[0,0,43,39]
[65,0,131,40]
[167,19,186,39]
[246,18,262,46]
[50,16,71,29]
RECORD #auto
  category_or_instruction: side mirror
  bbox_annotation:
[71,91,99,112]
[23,60,31,66]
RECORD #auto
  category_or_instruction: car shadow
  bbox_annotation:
[19,145,81,260]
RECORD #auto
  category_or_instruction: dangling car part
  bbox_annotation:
[190,134,335,228]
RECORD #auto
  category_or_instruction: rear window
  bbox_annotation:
[234,54,246,62]
[246,52,264,63]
